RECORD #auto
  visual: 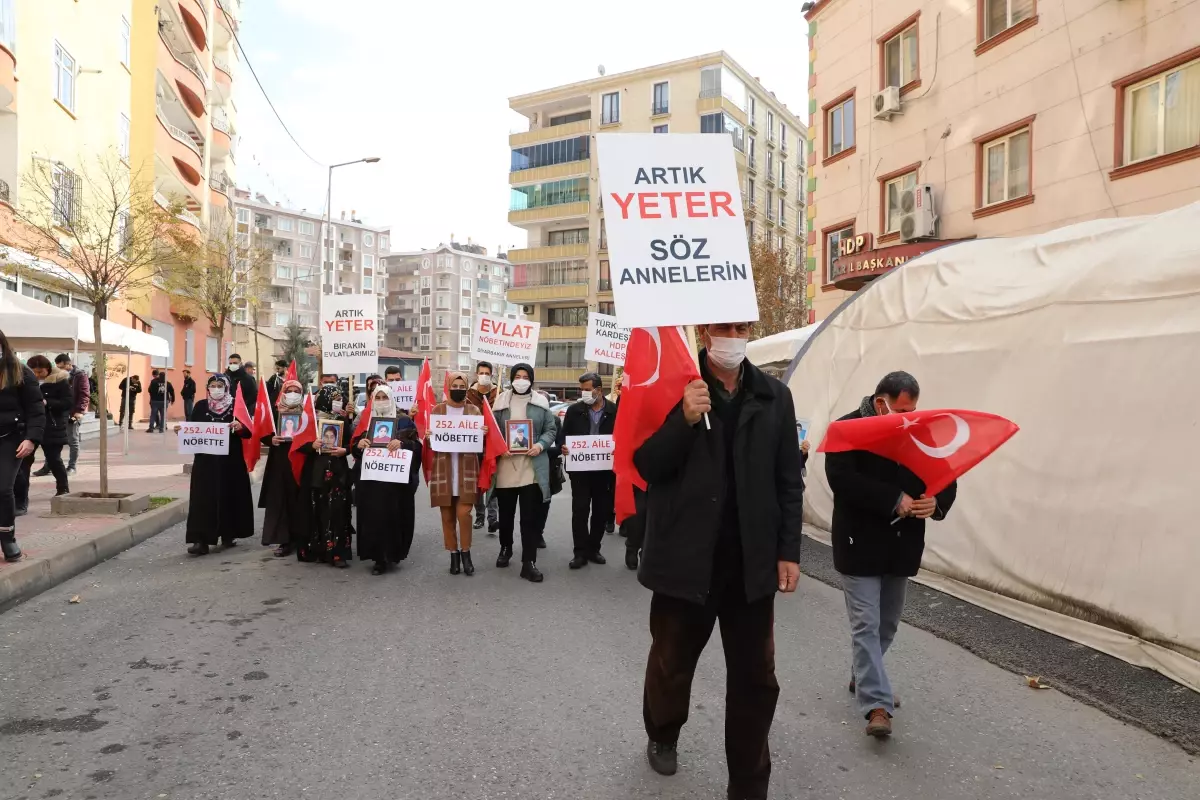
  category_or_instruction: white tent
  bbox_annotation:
[788,202,1200,692]
[747,327,817,373]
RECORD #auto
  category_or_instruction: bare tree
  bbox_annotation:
[12,155,193,496]
[750,237,807,339]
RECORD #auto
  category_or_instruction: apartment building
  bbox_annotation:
[804,0,1200,322]
[508,52,807,398]
[385,242,520,388]
[233,190,392,347]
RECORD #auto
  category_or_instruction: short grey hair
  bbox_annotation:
[578,371,603,390]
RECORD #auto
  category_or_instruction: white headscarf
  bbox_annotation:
[369,383,397,419]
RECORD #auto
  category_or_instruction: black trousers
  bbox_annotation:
[570,471,613,556]
[643,590,779,800]
[15,443,69,506]
[0,436,20,530]
[495,483,543,564]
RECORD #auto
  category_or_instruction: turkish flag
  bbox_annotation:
[818,409,1019,495]
[233,383,259,473]
[284,359,297,383]
[414,358,434,439]
[287,392,318,484]
[477,397,509,491]
[613,327,701,524]
[442,369,451,402]
[252,377,276,440]
[352,400,372,442]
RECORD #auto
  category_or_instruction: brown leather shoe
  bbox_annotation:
[866,708,892,738]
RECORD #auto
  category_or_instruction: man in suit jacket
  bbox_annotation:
[557,371,618,569]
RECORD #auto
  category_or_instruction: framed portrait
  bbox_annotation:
[796,418,810,444]
[506,419,533,454]
[370,417,396,446]
[318,419,344,451]
[278,412,303,440]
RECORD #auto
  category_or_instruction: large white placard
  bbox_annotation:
[472,313,540,365]
[177,422,230,456]
[428,414,485,452]
[585,312,631,366]
[565,435,615,472]
[389,380,417,409]
[321,294,379,374]
[360,447,413,483]
[595,133,759,328]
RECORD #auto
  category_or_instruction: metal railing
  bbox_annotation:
[652,103,669,116]
[514,233,590,248]
[212,112,233,135]
[177,49,211,88]
[177,208,201,228]
[213,54,232,76]
[699,86,722,99]
[156,103,202,158]
[0,179,11,204]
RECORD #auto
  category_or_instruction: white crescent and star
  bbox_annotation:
[903,413,970,459]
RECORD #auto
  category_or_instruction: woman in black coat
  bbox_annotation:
[13,355,72,502]
[259,378,311,557]
[0,330,45,562]
[176,374,254,556]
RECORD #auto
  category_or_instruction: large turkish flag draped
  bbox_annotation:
[818,409,1019,495]
[477,398,509,491]
[414,359,434,439]
[612,326,701,524]
[287,392,318,484]
[233,383,259,473]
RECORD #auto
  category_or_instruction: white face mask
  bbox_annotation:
[283,391,302,405]
[511,379,531,395]
[373,401,391,415]
[227,362,240,371]
[209,387,226,401]
[579,390,596,404]
[477,374,493,388]
[331,400,343,413]
[707,336,748,371]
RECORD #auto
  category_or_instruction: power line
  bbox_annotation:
[217,4,326,168]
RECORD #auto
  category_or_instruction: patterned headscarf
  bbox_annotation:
[315,382,342,417]
[276,379,304,412]
[206,374,234,415]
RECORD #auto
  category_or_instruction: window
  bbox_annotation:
[380,235,389,250]
[297,290,310,305]
[547,306,587,327]
[779,160,786,188]
[276,265,292,279]
[363,254,374,269]
[237,208,250,224]
[277,217,294,232]
[54,41,76,112]
[601,91,620,125]
[492,300,503,313]
[778,196,785,223]
[420,276,431,289]
[1118,55,1200,172]
[118,114,130,161]
[747,178,755,205]
[825,222,855,281]
[509,177,588,211]
[436,292,450,310]
[653,124,668,134]
[300,244,314,259]
[881,167,918,236]
[748,136,756,164]
[510,136,590,172]
[462,295,472,310]
[976,121,1032,212]
[420,334,431,348]
[652,81,669,115]
[780,123,788,151]
[748,95,757,126]
[881,16,919,91]
[981,0,1035,44]
[184,329,194,366]
[436,314,450,329]
[493,265,505,277]
[461,278,473,291]
[363,233,374,248]
[436,274,451,289]
[363,277,373,291]
[420,295,430,309]
[536,342,588,369]
[598,301,616,316]
[51,166,79,228]
[767,111,776,140]
[120,17,131,67]
[547,228,588,246]
[117,210,132,255]
[149,321,174,367]
[420,313,430,328]
[767,149,774,177]
[599,259,611,290]
[824,92,856,160]
[298,220,315,236]
[461,335,471,351]
[766,191,775,220]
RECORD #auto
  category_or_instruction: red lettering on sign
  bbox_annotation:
[710,191,734,217]
[324,319,374,332]
[610,192,635,219]
[685,192,707,217]
[480,318,533,338]
[608,192,741,220]
[638,193,660,219]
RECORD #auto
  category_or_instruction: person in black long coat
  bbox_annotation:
[259,378,311,558]
[178,374,254,556]
[352,385,422,575]
[297,383,353,567]
[0,330,45,562]
[14,355,72,503]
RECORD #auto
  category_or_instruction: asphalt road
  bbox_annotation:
[1,493,1195,800]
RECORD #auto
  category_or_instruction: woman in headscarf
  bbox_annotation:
[426,371,482,576]
[259,378,311,558]
[352,384,423,575]
[298,381,354,567]
[177,374,254,556]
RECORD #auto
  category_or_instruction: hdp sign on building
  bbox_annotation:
[595,133,759,328]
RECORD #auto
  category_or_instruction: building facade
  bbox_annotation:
[804,0,1200,322]
[508,52,807,398]
[384,242,520,389]
[233,190,392,349]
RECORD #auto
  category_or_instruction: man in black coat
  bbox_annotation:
[225,353,257,409]
[825,371,957,739]
[634,322,804,800]
[147,369,175,432]
[557,371,617,569]
[265,360,287,415]
[117,374,141,428]
[180,369,197,420]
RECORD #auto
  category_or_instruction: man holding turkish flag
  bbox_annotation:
[822,371,1014,739]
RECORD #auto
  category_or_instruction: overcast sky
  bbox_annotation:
[234,0,809,255]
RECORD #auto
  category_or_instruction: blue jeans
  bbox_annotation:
[842,574,908,718]
[149,401,165,432]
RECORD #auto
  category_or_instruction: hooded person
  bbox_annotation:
[353,384,423,575]
[259,379,312,557]
[491,362,557,583]
[178,374,254,556]
[425,371,482,576]
[297,381,354,566]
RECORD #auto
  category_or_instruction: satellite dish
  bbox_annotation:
[598,65,606,76]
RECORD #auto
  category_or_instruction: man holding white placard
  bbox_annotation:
[557,372,618,570]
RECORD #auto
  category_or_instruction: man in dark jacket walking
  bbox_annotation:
[825,371,957,739]
[635,322,804,800]
[558,371,617,569]
[265,360,287,413]
[33,355,88,476]
[225,353,256,409]
[180,369,197,420]
[147,370,175,432]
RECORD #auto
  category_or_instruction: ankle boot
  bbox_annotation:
[187,543,209,556]
[461,550,475,576]
[496,545,512,568]
[449,551,461,575]
[1,531,21,562]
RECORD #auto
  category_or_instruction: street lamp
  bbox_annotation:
[319,157,381,376]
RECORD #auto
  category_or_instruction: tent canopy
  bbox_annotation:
[747,327,816,369]
[788,201,1200,691]
[0,288,168,357]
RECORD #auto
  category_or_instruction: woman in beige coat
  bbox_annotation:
[426,372,482,576]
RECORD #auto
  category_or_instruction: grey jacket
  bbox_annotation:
[492,389,557,502]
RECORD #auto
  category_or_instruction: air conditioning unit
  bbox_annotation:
[873,86,902,120]
[522,304,535,315]
[899,184,937,242]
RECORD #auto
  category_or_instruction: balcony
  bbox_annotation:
[213,53,233,89]
[155,104,203,191]
[747,155,757,174]
[778,179,788,195]
[509,158,590,185]
[747,115,757,133]
[506,283,588,303]
[765,174,776,188]
[210,170,232,204]
[508,200,589,226]
[780,142,789,158]
[509,119,591,148]
[174,0,208,52]
[767,133,776,148]
[158,34,207,121]
[505,242,588,263]
[541,326,587,341]
[597,278,612,292]
[211,111,233,159]
[765,211,776,227]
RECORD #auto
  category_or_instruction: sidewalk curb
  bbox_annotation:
[0,498,190,613]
